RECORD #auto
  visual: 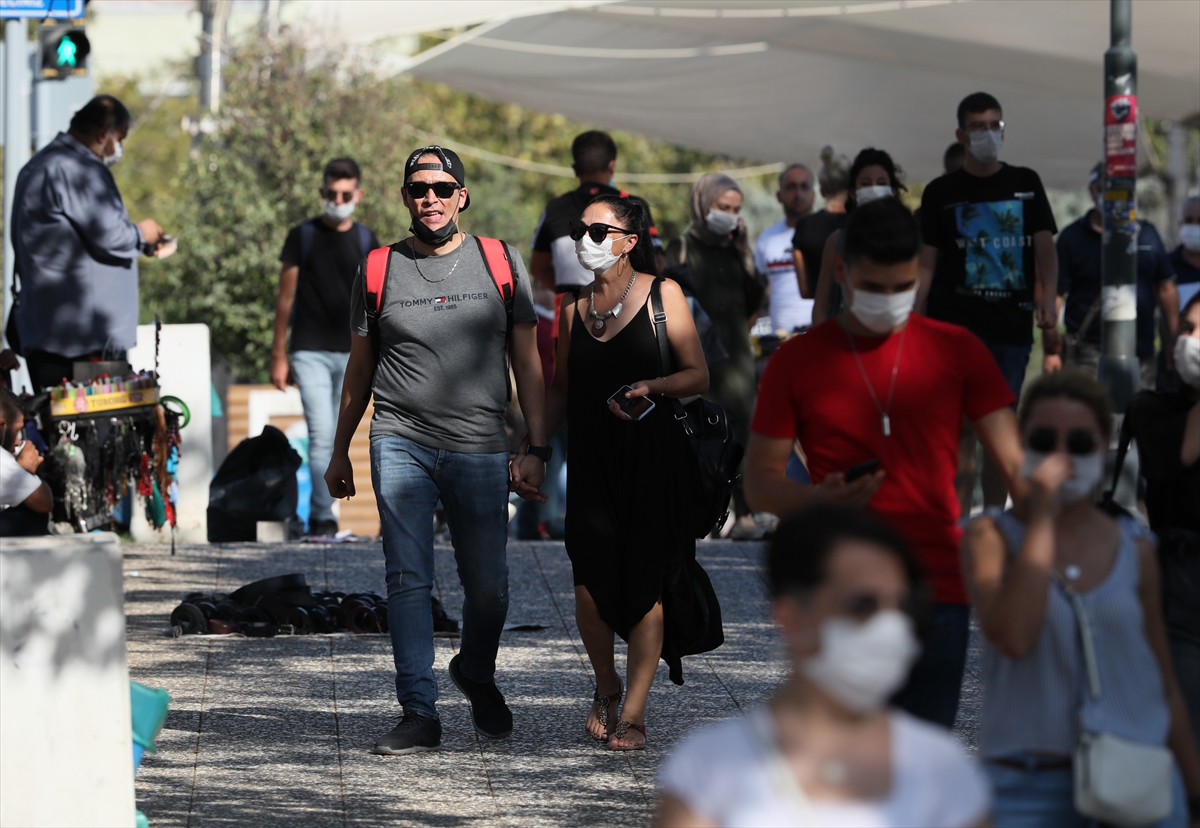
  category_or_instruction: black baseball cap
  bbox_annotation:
[405,145,469,211]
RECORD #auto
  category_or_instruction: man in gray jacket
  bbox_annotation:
[10,94,165,390]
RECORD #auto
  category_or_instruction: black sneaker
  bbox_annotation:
[306,519,340,538]
[371,712,442,755]
[448,654,513,739]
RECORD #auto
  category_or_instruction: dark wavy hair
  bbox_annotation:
[845,148,906,212]
[587,194,658,276]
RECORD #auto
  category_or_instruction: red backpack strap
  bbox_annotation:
[474,236,518,401]
[364,245,392,317]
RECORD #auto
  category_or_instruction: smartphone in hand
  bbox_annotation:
[845,458,881,483]
[607,385,656,421]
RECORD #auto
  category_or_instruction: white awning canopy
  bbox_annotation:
[406,0,1200,188]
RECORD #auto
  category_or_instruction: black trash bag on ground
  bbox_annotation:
[207,425,302,542]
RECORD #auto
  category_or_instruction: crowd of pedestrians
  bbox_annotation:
[5,89,1200,826]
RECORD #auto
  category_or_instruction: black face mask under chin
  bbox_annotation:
[410,217,458,247]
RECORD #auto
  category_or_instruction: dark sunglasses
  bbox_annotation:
[321,189,356,204]
[1027,427,1097,456]
[569,221,631,244]
[405,181,461,200]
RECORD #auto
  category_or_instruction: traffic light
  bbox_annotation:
[39,24,91,80]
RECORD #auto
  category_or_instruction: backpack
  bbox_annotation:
[649,278,745,538]
[297,218,373,269]
[362,236,517,400]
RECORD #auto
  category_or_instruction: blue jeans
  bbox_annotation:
[890,602,970,728]
[986,754,1187,827]
[979,337,1032,404]
[291,350,349,525]
[370,434,511,719]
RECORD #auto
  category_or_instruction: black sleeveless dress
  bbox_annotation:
[565,290,710,684]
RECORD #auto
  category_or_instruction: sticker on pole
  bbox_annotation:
[1102,284,1137,322]
[1105,94,1138,179]
[0,0,84,19]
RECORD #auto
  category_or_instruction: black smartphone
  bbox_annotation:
[607,385,656,421]
[845,458,881,483]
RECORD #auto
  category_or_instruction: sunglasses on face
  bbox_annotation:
[404,181,461,200]
[569,221,631,244]
[1027,427,1097,455]
[322,189,356,204]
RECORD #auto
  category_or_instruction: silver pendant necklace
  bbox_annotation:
[410,238,460,283]
[844,323,906,437]
[588,261,636,333]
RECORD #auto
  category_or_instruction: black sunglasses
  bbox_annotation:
[321,189,356,204]
[569,221,631,244]
[1027,427,1097,456]
[405,181,461,200]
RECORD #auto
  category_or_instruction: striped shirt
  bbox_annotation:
[978,510,1170,759]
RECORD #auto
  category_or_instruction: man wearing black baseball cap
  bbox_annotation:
[325,145,549,755]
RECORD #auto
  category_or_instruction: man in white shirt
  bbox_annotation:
[754,164,816,333]
[0,389,51,536]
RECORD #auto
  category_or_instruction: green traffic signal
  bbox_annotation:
[39,24,90,79]
[57,35,78,68]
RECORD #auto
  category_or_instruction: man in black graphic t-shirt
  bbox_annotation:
[918,92,1058,511]
[271,158,380,537]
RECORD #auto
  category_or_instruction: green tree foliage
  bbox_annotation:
[123,33,773,381]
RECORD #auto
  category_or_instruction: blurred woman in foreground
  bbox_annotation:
[654,507,990,828]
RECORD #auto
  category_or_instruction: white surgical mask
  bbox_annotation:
[855,185,893,206]
[324,200,356,222]
[1174,336,1200,388]
[1021,450,1106,503]
[103,140,123,168]
[801,610,920,714]
[575,233,627,274]
[1180,224,1200,252]
[968,129,1003,164]
[847,281,917,334]
[705,208,740,236]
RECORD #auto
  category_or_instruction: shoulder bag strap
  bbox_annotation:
[1068,296,1103,348]
[1102,407,1134,505]
[650,277,671,377]
[299,219,315,269]
[1054,574,1103,701]
[354,223,372,257]
[474,236,517,402]
[362,245,392,401]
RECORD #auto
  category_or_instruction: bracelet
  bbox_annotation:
[660,375,670,395]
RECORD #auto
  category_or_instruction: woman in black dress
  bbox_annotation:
[514,194,710,750]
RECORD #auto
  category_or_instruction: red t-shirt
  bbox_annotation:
[751,316,1015,604]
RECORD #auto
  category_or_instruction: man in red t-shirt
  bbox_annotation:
[746,197,1024,728]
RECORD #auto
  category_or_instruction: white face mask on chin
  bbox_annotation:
[103,140,123,168]
[575,233,628,274]
[1021,450,1105,503]
[846,280,917,334]
[801,610,920,714]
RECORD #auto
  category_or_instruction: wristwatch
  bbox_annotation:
[526,444,553,462]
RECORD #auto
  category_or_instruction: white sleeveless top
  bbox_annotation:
[659,708,989,827]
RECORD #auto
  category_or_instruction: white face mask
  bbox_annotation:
[705,208,740,236]
[1174,335,1200,388]
[846,280,917,334]
[1180,224,1200,252]
[801,610,920,714]
[575,233,627,274]
[855,185,893,206]
[324,200,356,222]
[968,129,1003,164]
[103,140,123,168]
[1021,450,1106,503]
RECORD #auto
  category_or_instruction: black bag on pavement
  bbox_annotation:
[650,278,745,538]
[207,425,302,542]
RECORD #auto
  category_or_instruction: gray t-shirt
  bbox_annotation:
[350,235,537,453]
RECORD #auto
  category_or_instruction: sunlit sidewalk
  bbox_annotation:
[123,538,981,827]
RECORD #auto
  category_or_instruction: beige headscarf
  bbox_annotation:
[687,173,751,272]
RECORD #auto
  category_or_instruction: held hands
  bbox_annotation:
[814,470,885,508]
[509,449,548,503]
[324,451,356,499]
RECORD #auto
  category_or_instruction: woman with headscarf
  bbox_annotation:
[665,174,764,538]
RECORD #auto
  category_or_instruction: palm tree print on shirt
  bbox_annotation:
[955,200,1027,293]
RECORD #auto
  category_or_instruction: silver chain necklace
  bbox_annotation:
[844,323,907,437]
[410,237,461,283]
[588,261,636,333]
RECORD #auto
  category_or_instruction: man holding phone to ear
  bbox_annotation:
[745,198,1024,730]
[324,146,547,757]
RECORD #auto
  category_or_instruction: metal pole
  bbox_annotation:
[1100,0,1139,414]
[3,19,31,352]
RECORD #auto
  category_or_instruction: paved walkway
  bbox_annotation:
[124,539,982,827]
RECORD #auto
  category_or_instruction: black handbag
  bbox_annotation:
[650,278,745,538]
